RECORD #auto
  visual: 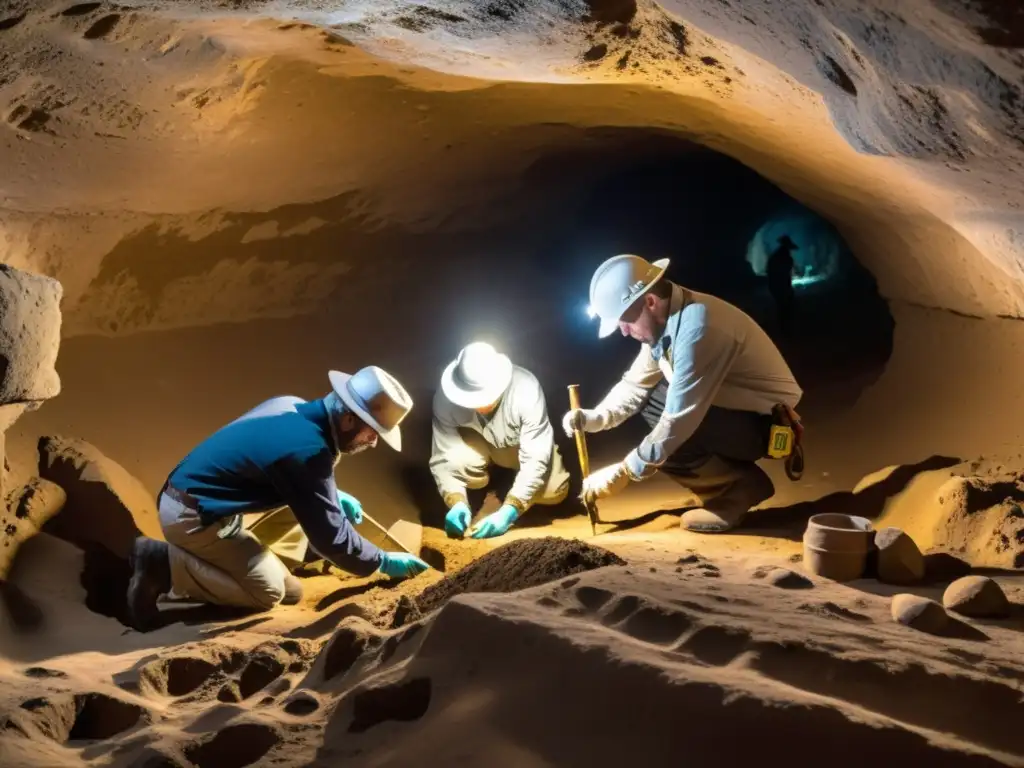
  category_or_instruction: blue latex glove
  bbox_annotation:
[378,552,430,579]
[444,501,472,538]
[335,489,363,524]
[469,504,519,539]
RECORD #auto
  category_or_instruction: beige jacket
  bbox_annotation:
[430,365,556,510]
[590,283,803,479]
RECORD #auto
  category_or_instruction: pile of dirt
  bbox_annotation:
[394,537,625,627]
[934,474,1024,569]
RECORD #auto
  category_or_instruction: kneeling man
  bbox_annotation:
[430,342,570,539]
[126,365,429,630]
[565,254,803,532]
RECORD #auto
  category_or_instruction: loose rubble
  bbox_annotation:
[874,527,925,585]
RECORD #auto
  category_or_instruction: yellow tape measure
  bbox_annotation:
[767,424,794,459]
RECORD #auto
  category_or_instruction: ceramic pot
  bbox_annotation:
[803,513,874,582]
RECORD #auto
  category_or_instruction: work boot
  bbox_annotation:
[281,573,304,606]
[126,536,171,631]
[680,463,774,533]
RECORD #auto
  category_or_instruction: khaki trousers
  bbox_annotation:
[596,382,776,524]
[242,507,309,570]
[451,428,571,506]
[160,493,290,610]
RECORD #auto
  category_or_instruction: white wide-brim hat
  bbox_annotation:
[590,255,671,338]
[441,342,514,410]
[328,365,412,451]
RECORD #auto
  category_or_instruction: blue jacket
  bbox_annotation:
[166,396,383,577]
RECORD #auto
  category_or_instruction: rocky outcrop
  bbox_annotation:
[38,436,161,560]
[0,265,62,404]
[0,478,66,580]
[0,265,62,500]
[931,476,1024,569]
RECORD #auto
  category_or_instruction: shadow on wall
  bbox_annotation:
[736,454,962,541]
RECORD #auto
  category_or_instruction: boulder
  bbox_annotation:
[0,265,62,404]
[38,436,161,560]
[891,594,948,634]
[942,576,1011,619]
[875,527,925,585]
[0,477,67,580]
[0,266,62,499]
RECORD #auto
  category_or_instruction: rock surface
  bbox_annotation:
[0,477,66,580]
[37,436,161,560]
[943,576,1011,619]
[874,527,925,585]
[891,594,948,634]
[0,265,62,404]
[0,265,62,500]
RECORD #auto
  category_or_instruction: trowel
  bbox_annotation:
[361,511,423,556]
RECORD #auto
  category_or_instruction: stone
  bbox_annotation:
[0,266,62,404]
[38,436,161,560]
[942,576,1011,618]
[875,527,925,585]
[891,594,948,634]
[0,477,67,580]
[765,568,813,589]
[0,266,62,500]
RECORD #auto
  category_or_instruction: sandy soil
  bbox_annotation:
[3,522,1023,767]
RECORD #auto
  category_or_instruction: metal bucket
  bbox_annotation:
[802,513,874,582]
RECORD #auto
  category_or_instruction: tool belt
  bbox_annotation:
[767,403,805,482]
[161,482,200,512]
[160,482,240,537]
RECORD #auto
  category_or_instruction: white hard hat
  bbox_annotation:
[588,254,670,337]
[441,341,514,410]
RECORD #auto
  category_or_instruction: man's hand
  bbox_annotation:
[444,501,472,538]
[561,408,602,439]
[469,504,519,539]
[378,552,430,579]
[336,489,363,524]
[581,462,630,503]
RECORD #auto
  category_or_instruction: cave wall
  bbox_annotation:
[1,0,1023,515]
[0,0,1022,337]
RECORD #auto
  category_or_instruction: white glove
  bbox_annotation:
[581,462,630,502]
[562,408,603,439]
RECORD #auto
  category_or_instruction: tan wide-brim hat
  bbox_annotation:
[328,365,413,451]
[441,341,514,410]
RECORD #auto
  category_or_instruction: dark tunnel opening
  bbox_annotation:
[530,131,894,444]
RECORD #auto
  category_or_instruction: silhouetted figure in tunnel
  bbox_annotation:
[766,235,798,336]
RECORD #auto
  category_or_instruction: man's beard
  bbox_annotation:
[337,426,374,455]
